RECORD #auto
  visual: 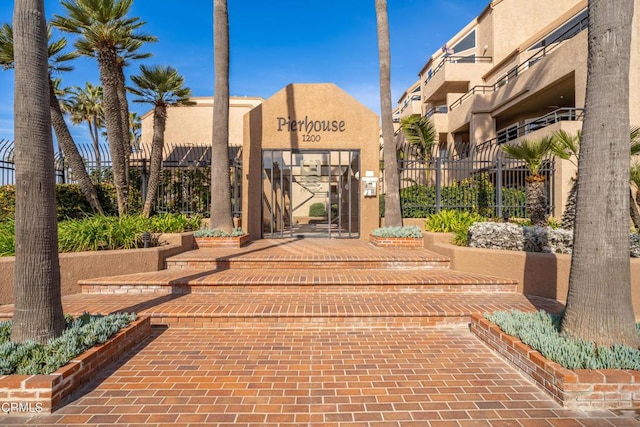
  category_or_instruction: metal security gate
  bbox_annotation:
[262,149,360,238]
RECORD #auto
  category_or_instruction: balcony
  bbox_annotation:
[449,13,588,112]
[398,94,423,119]
[474,108,584,156]
[422,56,492,103]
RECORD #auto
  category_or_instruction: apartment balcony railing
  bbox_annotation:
[474,107,584,153]
[449,13,589,112]
[424,55,493,84]
[425,105,448,118]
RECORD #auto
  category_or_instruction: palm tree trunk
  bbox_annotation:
[561,0,638,347]
[97,49,128,216]
[561,175,577,229]
[88,118,101,178]
[375,0,402,227]
[526,177,547,227]
[142,105,166,217]
[116,64,130,187]
[49,79,104,215]
[210,0,233,233]
[630,186,640,231]
[12,0,65,343]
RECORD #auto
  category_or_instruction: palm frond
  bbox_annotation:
[501,136,554,177]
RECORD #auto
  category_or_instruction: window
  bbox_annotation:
[452,29,476,54]
[528,9,588,51]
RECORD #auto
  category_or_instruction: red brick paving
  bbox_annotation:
[1,327,638,426]
[0,239,637,425]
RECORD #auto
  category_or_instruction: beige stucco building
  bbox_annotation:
[395,0,640,217]
[140,96,263,149]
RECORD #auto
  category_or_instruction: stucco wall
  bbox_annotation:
[243,83,380,240]
[423,232,640,318]
[0,233,193,306]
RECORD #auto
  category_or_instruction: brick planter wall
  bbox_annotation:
[471,314,640,409]
[369,235,423,249]
[0,316,151,415]
[193,234,250,248]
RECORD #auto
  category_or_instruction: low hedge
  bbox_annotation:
[0,313,136,375]
[485,310,640,370]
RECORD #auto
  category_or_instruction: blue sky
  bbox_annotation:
[0,0,487,145]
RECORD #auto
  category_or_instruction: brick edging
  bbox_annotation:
[0,316,151,415]
[470,314,640,409]
[193,234,250,248]
[369,235,423,248]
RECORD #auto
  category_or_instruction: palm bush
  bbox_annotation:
[501,137,554,226]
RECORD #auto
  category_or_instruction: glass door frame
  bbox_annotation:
[262,149,360,239]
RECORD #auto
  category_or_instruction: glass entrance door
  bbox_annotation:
[262,150,360,238]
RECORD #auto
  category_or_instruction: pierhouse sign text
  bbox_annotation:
[276,115,345,142]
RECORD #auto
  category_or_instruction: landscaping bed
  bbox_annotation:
[471,313,640,409]
[0,315,150,414]
[369,226,423,248]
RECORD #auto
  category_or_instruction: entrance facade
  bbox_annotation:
[262,149,360,238]
[243,83,380,240]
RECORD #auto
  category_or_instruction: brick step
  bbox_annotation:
[0,293,555,329]
[79,268,517,294]
[163,241,451,271]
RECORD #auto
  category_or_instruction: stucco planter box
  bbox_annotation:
[471,314,640,409]
[369,234,423,249]
[193,234,250,248]
[0,316,151,415]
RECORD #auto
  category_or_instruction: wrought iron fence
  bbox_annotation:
[393,144,555,219]
[1,140,242,218]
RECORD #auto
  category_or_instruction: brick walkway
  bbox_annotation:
[1,239,638,425]
[3,326,639,426]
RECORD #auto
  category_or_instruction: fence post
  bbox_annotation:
[435,156,442,213]
[496,158,503,218]
[141,158,148,202]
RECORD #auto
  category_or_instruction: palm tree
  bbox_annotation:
[52,0,157,216]
[65,82,104,175]
[561,0,639,347]
[12,0,65,343]
[501,137,553,227]
[399,115,437,161]
[551,129,581,229]
[210,0,233,233]
[554,127,640,230]
[129,111,141,150]
[375,0,402,227]
[0,23,104,215]
[130,65,193,217]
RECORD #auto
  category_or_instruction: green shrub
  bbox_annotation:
[0,312,135,375]
[424,209,486,233]
[398,177,527,219]
[148,213,201,233]
[0,184,120,221]
[309,202,327,217]
[371,226,422,238]
[193,227,245,238]
[425,210,486,247]
[485,310,640,370]
[0,219,14,256]
[58,216,152,252]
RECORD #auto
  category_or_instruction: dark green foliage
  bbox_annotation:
[0,184,119,221]
[0,313,136,375]
[0,219,14,256]
[485,310,640,370]
[309,202,327,217]
[0,213,202,256]
[398,179,526,219]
